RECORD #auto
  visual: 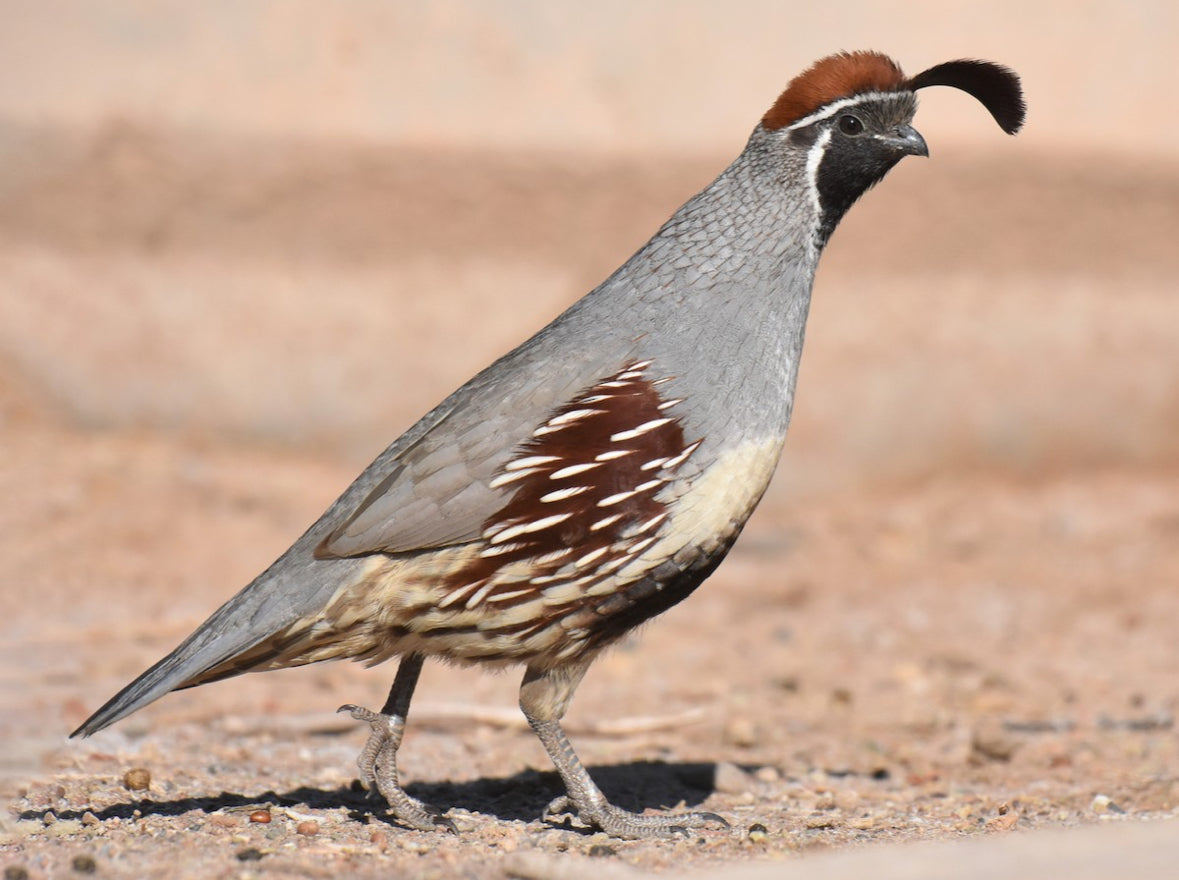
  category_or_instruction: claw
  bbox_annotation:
[338,703,378,722]
[542,795,575,820]
[433,814,459,834]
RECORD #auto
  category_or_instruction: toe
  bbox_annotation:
[338,703,379,723]
[433,814,459,834]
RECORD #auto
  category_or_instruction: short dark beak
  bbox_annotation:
[884,124,929,158]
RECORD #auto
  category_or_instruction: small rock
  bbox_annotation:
[71,854,97,874]
[985,808,1020,832]
[587,844,617,857]
[249,809,271,824]
[747,823,768,843]
[1091,794,1125,814]
[725,717,759,748]
[122,769,151,792]
[714,761,753,794]
[971,724,1018,762]
[4,867,29,880]
[43,811,58,826]
[754,766,780,784]
[296,821,319,836]
[235,848,264,862]
[81,811,100,827]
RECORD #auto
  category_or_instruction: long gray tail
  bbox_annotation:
[71,550,359,737]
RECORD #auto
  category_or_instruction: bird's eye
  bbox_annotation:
[838,114,864,135]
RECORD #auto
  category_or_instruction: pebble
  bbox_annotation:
[122,768,151,792]
[296,821,319,836]
[985,809,1020,831]
[4,867,29,880]
[971,722,1018,762]
[71,854,97,874]
[754,766,780,784]
[1091,794,1125,814]
[714,761,753,794]
[81,811,100,826]
[724,717,759,748]
[747,823,768,843]
[249,809,272,824]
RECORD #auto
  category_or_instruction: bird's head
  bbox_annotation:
[759,51,1025,246]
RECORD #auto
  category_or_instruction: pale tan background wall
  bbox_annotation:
[1,1,1176,497]
[2,0,1177,157]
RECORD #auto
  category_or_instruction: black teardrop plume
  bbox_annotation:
[907,60,1026,134]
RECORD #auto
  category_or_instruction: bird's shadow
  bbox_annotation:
[22,760,720,831]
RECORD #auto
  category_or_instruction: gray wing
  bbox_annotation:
[317,351,609,557]
[71,310,638,737]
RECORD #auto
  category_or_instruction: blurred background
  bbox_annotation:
[2,0,1177,800]
[2,0,1176,490]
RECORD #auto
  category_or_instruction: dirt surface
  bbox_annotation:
[2,136,1178,878]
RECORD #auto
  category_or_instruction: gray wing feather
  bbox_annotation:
[72,305,636,737]
[317,330,633,557]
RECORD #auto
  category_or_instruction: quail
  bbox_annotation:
[73,51,1025,839]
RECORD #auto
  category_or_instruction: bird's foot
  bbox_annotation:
[542,794,728,840]
[338,703,456,833]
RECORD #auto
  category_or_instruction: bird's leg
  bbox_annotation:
[338,653,455,832]
[520,663,728,840]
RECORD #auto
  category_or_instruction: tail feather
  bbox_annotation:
[71,550,363,737]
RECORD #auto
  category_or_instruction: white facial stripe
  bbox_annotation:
[784,90,908,132]
[803,126,833,221]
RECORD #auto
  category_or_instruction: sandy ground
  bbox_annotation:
[2,134,1178,878]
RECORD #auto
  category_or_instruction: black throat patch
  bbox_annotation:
[797,93,918,248]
